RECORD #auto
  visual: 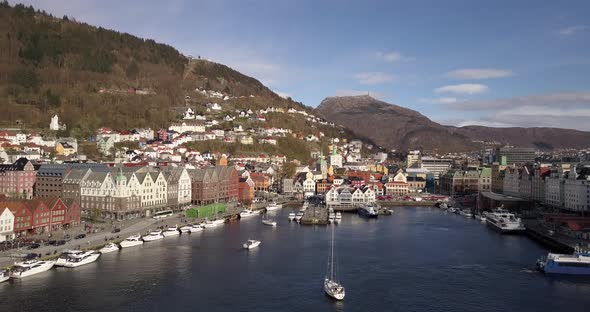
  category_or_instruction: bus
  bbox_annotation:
[152,209,173,219]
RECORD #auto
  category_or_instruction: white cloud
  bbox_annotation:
[435,83,488,95]
[559,25,588,36]
[444,91,590,110]
[354,72,394,85]
[376,51,402,62]
[447,68,513,80]
[420,97,460,104]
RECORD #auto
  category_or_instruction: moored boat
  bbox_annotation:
[288,212,296,221]
[62,251,101,268]
[266,202,283,211]
[56,250,84,266]
[99,243,119,253]
[163,227,180,237]
[190,224,204,232]
[485,209,525,234]
[262,219,277,226]
[358,204,378,218]
[10,260,55,279]
[0,269,10,283]
[324,220,345,300]
[243,239,261,249]
[239,209,261,218]
[143,230,164,242]
[120,234,144,248]
[295,212,304,222]
[179,225,193,233]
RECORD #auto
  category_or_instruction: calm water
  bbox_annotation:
[2,207,590,312]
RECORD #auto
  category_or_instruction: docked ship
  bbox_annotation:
[10,260,55,279]
[239,209,261,218]
[99,243,119,253]
[358,204,378,218]
[61,251,101,268]
[120,234,144,248]
[537,251,590,275]
[143,230,164,242]
[485,209,525,233]
[265,202,282,211]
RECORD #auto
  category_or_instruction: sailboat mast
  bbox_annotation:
[331,224,335,280]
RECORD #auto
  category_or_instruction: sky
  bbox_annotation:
[10,0,590,131]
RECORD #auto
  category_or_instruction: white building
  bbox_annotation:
[303,177,316,198]
[49,114,60,131]
[169,121,205,134]
[0,207,15,242]
[563,166,590,212]
[325,186,376,208]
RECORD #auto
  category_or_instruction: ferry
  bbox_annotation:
[485,209,525,234]
[358,204,379,218]
[10,260,55,279]
[243,239,261,249]
[62,251,101,268]
[143,230,164,242]
[120,234,144,248]
[266,202,282,211]
[99,243,120,253]
[537,251,590,275]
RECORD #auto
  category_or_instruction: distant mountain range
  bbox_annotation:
[315,95,590,152]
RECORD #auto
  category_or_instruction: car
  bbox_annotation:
[27,243,41,250]
[22,253,39,261]
[55,240,66,246]
[111,228,121,233]
[63,234,71,241]
[46,240,57,246]
[75,233,86,239]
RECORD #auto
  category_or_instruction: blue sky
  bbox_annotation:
[11,0,590,130]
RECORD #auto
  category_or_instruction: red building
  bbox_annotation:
[238,178,254,203]
[5,201,33,234]
[1,198,81,235]
[0,158,36,199]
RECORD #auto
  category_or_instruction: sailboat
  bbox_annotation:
[324,224,345,300]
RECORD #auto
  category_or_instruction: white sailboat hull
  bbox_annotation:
[324,278,345,300]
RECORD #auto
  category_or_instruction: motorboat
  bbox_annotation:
[243,239,261,249]
[62,251,101,268]
[99,243,119,253]
[179,225,193,233]
[203,219,225,228]
[329,212,336,223]
[266,202,283,211]
[56,250,85,266]
[324,222,345,300]
[239,209,261,218]
[358,204,378,218]
[190,224,204,232]
[120,234,144,248]
[537,251,590,275]
[10,260,55,279]
[288,212,296,221]
[143,230,164,242]
[163,227,180,237]
[262,219,277,226]
[334,212,342,223]
[485,209,525,234]
[0,269,10,283]
[448,207,457,213]
[295,212,304,222]
[460,210,473,218]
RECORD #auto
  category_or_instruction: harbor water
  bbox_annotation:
[2,207,590,312]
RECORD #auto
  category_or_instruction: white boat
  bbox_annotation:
[288,212,296,221]
[179,225,193,233]
[56,250,84,266]
[10,260,55,279]
[485,209,525,234]
[262,219,277,226]
[0,269,10,283]
[295,212,304,222]
[329,212,336,223]
[62,251,101,268]
[243,239,261,249]
[190,224,204,232]
[448,207,457,213]
[334,212,342,223]
[143,230,164,242]
[120,234,144,248]
[203,219,225,228]
[324,222,345,300]
[239,209,261,218]
[266,202,283,211]
[163,227,180,237]
[99,243,119,253]
[460,210,473,218]
[301,202,309,211]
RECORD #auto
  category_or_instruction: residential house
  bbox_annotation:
[0,206,15,242]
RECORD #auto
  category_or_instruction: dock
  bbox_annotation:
[524,220,580,253]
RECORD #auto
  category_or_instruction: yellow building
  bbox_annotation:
[55,142,76,156]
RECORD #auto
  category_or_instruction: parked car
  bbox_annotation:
[46,240,57,246]
[75,233,86,240]
[63,234,71,241]
[111,228,121,233]
[55,240,66,246]
[377,196,385,201]
[22,253,39,261]
[27,243,41,250]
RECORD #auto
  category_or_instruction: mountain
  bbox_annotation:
[316,95,590,152]
[0,3,307,137]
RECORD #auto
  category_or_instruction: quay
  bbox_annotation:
[524,220,580,253]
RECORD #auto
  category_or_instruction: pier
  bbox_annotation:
[524,220,582,253]
[300,205,329,225]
